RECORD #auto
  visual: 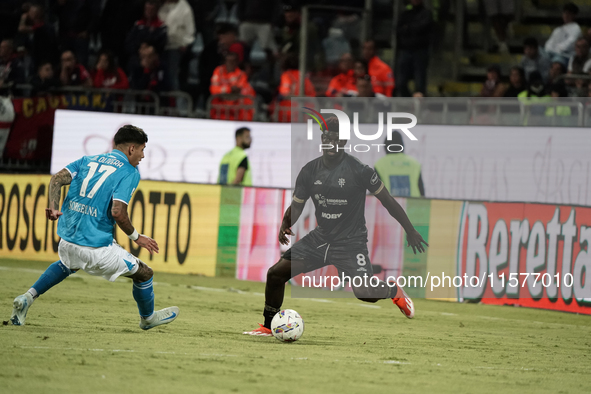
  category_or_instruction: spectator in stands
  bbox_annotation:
[158,0,195,91]
[279,2,321,71]
[30,60,59,95]
[125,0,168,71]
[210,51,253,96]
[396,0,433,97]
[250,49,278,103]
[0,39,26,88]
[218,23,249,66]
[483,0,514,53]
[17,3,58,68]
[353,74,386,98]
[323,28,351,71]
[325,52,355,97]
[93,51,129,89]
[520,37,551,83]
[362,40,394,97]
[237,0,279,54]
[518,71,548,99]
[504,66,526,97]
[544,3,582,66]
[567,37,591,75]
[277,53,315,122]
[199,23,248,107]
[480,64,505,97]
[546,83,572,118]
[278,53,315,98]
[59,50,92,87]
[209,51,255,120]
[53,0,98,68]
[353,59,369,79]
[548,61,566,85]
[130,45,170,93]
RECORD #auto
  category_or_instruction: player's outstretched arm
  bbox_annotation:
[278,201,305,245]
[111,200,159,254]
[45,168,72,221]
[374,186,429,254]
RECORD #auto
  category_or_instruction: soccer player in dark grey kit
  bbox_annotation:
[244,117,428,336]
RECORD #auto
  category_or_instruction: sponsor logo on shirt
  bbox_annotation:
[314,180,322,185]
[68,201,98,217]
[315,194,348,207]
[321,212,342,219]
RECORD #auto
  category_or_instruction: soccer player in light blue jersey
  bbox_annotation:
[10,125,179,330]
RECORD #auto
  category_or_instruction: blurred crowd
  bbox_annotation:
[1,0,427,120]
[481,2,591,99]
[1,0,589,121]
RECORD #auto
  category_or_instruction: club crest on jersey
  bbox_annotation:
[338,178,345,187]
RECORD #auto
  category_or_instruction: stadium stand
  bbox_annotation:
[1,0,591,128]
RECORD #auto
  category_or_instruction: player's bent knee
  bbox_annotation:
[267,261,290,284]
[131,262,153,282]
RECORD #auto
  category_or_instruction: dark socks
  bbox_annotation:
[263,304,281,328]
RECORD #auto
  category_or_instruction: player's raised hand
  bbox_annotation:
[278,226,294,245]
[406,228,428,254]
[135,234,159,254]
[45,208,63,221]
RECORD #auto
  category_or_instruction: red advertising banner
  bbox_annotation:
[458,202,591,314]
[3,97,62,160]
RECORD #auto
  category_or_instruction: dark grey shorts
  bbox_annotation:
[283,230,373,278]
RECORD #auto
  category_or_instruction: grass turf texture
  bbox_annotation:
[1,258,590,394]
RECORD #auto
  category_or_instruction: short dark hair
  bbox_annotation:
[563,2,579,15]
[235,127,250,138]
[114,125,148,146]
[523,37,538,48]
[324,116,340,134]
[354,59,369,74]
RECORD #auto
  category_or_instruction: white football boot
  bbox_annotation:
[139,306,179,330]
[10,292,34,326]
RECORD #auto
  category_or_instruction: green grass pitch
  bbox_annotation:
[1,258,590,394]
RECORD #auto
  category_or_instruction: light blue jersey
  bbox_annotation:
[58,149,140,247]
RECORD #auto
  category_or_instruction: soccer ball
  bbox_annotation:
[271,309,304,342]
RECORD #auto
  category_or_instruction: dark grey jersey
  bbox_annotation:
[293,153,384,243]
